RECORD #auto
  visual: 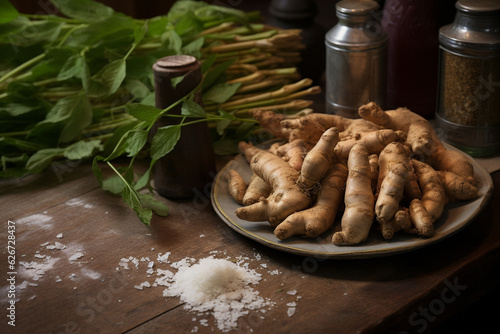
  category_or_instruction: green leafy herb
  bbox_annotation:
[0,0,313,226]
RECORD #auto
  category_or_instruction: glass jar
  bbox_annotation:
[435,0,500,157]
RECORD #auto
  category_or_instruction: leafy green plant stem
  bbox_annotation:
[0,53,46,85]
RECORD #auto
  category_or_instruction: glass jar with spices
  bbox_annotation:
[436,0,500,157]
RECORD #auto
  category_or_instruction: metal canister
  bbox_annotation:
[325,0,387,118]
[435,0,500,157]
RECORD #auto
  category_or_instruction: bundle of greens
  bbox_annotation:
[0,0,319,225]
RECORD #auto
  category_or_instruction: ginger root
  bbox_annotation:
[242,173,271,206]
[229,103,482,245]
[375,142,410,224]
[227,170,247,205]
[274,162,348,240]
[358,102,477,200]
[235,143,311,226]
[332,144,375,245]
[297,127,339,192]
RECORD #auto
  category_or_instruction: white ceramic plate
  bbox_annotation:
[210,144,494,259]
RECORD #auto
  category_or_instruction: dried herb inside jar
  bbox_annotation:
[439,51,500,126]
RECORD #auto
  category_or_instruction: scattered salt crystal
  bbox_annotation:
[260,263,267,268]
[40,242,49,247]
[268,269,280,275]
[134,281,151,290]
[157,252,171,264]
[28,295,37,301]
[56,233,63,239]
[287,307,296,317]
[68,252,84,261]
[54,242,66,250]
[34,254,45,259]
[286,302,297,307]
[81,268,101,280]
[55,276,62,282]
[18,281,29,290]
[287,290,297,296]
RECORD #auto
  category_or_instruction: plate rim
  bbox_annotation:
[210,143,494,259]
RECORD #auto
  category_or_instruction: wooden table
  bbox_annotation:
[1,152,499,334]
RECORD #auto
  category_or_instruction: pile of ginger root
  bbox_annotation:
[227,102,479,245]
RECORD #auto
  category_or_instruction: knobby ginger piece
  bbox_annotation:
[332,144,375,245]
[242,173,271,206]
[412,159,446,222]
[235,144,311,226]
[297,127,340,192]
[375,142,411,224]
[358,101,477,193]
[274,162,348,240]
[228,170,247,205]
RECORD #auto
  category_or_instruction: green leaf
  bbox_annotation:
[28,91,93,144]
[160,29,182,54]
[181,36,204,57]
[66,14,135,47]
[145,16,169,37]
[0,136,45,154]
[173,12,204,40]
[5,20,63,47]
[25,147,65,174]
[181,98,206,117]
[102,174,125,194]
[150,125,181,160]
[83,58,126,98]
[124,80,152,100]
[203,82,241,104]
[126,103,162,123]
[91,155,105,185]
[51,0,115,23]
[202,59,234,91]
[58,53,85,81]
[125,129,148,157]
[63,139,103,160]
[0,0,20,24]
[100,120,140,158]
[6,81,39,98]
[133,161,154,190]
[139,193,169,216]
[121,185,153,226]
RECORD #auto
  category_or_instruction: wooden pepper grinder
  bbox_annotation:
[152,55,216,199]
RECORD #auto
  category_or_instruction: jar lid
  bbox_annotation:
[439,0,500,55]
[456,0,500,14]
[336,0,379,16]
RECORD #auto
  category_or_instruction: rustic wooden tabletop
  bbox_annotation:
[1,155,498,334]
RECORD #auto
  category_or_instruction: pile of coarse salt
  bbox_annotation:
[118,251,286,332]
[163,257,270,332]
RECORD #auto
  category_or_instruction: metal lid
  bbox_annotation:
[439,0,500,55]
[336,0,379,16]
[456,0,500,14]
